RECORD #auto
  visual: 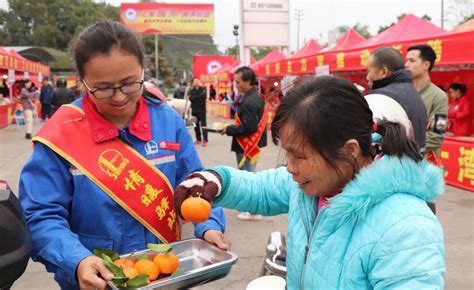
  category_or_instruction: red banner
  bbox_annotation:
[0,103,15,128]
[259,30,474,77]
[206,101,231,119]
[0,52,50,76]
[440,136,474,192]
[193,55,236,79]
[121,3,214,35]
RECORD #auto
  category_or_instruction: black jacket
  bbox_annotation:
[52,87,75,108]
[173,85,186,99]
[370,69,427,150]
[189,87,206,114]
[225,87,267,153]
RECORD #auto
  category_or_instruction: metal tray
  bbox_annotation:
[201,127,221,133]
[109,238,238,289]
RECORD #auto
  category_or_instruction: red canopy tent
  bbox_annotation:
[0,47,50,86]
[257,41,322,77]
[8,49,28,60]
[250,49,286,74]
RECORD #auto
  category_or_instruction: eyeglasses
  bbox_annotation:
[82,75,144,99]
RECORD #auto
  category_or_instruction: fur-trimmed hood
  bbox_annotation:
[328,156,445,227]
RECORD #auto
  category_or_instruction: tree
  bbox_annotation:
[337,22,371,39]
[251,47,273,61]
[446,0,474,25]
[377,13,432,34]
[0,0,119,49]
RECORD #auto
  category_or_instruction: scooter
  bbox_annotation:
[259,232,287,278]
[0,181,31,290]
[246,232,287,290]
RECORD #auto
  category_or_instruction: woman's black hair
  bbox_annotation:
[448,83,467,96]
[69,20,145,79]
[271,76,422,176]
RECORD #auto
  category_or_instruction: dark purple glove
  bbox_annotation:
[174,171,222,219]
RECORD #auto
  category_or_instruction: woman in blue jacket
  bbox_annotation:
[19,21,228,290]
[174,76,445,289]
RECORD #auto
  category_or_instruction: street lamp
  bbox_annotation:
[233,24,239,60]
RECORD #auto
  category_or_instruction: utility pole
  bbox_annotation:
[155,34,159,80]
[441,0,444,29]
[294,9,304,50]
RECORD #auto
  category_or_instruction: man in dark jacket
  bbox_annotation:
[367,47,427,151]
[189,77,208,146]
[39,78,54,120]
[173,80,186,99]
[220,66,267,221]
[52,77,75,114]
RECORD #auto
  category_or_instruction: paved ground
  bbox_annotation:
[1,114,473,289]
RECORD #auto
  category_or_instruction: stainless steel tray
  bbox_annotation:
[109,238,238,289]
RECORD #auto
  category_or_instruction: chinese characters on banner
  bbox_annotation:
[440,137,474,192]
[120,3,214,35]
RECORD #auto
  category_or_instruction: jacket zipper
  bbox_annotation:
[298,196,324,290]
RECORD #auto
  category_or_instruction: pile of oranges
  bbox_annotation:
[113,253,180,282]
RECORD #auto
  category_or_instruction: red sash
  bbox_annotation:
[33,104,180,243]
[235,104,268,168]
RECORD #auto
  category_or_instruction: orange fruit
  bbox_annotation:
[153,253,180,274]
[122,266,139,279]
[113,258,135,268]
[134,259,160,280]
[181,196,212,223]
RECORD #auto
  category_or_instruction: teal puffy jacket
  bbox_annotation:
[213,156,445,289]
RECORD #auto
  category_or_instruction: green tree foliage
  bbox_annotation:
[337,23,371,39]
[377,13,432,34]
[0,0,119,49]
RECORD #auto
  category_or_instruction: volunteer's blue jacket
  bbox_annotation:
[212,156,445,290]
[19,96,226,289]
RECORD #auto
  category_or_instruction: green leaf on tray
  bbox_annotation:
[102,254,126,280]
[147,243,172,253]
[94,248,120,261]
[111,276,129,286]
[125,274,149,288]
[170,268,185,277]
[134,253,149,260]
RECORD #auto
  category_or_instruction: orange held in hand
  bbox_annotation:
[134,259,160,280]
[181,195,212,223]
[153,253,180,274]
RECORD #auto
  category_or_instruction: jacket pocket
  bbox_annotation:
[77,232,114,251]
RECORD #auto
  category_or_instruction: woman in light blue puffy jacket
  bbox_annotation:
[174,76,445,290]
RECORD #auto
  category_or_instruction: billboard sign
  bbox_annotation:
[120,3,214,35]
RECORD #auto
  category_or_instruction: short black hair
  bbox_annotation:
[234,66,257,86]
[371,47,405,73]
[408,44,437,72]
[448,83,467,96]
[70,21,145,79]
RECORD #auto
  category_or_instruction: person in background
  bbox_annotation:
[52,77,75,114]
[219,66,267,221]
[209,84,216,101]
[0,75,9,102]
[174,76,445,289]
[18,80,39,139]
[405,44,448,159]
[173,80,186,99]
[448,83,471,136]
[19,21,228,290]
[189,77,208,147]
[367,47,427,151]
[39,78,54,121]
